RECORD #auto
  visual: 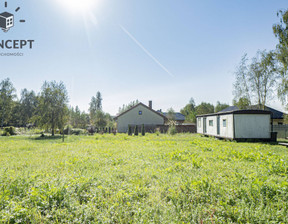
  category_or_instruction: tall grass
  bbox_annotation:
[0,134,287,223]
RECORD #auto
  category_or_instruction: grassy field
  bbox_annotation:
[0,134,288,223]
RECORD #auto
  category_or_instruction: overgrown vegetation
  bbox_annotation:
[1,134,287,223]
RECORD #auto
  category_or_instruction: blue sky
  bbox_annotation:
[0,0,287,114]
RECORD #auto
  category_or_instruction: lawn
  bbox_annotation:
[0,134,288,223]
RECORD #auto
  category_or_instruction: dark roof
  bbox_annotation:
[219,105,285,119]
[114,102,167,120]
[0,12,13,18]
[255,105,284,119]
[162,112,185,121]
[196,109,271,117]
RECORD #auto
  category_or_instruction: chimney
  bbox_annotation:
[149,100,152,109]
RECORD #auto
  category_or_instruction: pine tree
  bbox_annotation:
[128,125,132,136]
[141,124,145,136]
[134,125,139,136]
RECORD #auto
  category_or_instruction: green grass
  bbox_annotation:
[0,134,288,223]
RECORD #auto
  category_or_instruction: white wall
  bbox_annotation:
[197,114,234,138]
[198,113,270,139]
[117,104,165,133]
[219,114,234,139]
[197,117,203,134]
[234,114,271,139]
[206,116,217,136]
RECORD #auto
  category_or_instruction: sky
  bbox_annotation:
[0,0,287,115]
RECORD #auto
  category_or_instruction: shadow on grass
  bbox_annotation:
[31,135,64,141]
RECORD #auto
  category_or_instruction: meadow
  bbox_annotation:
[0,134,288,223]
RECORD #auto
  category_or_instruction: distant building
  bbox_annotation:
[160,112,185,124]
[197,110,272,140]
[114,101,167,133]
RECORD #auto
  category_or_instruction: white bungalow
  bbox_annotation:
[196,110,272,140]
[114,101,167,133]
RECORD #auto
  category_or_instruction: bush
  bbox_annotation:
[134,125,139,136]
[168,125,177,135]
[63,125,73,135]
[155,128,161,136]
[2,126,16,136]
[71,129,87,135]
[141,124,145,136]
[128,125,132,136]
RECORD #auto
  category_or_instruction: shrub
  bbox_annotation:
[128,125,132,136]
[72,129,87,135]
[141,124,145,136]
[63,125,73,135]
[87,126,96,135]
[155,128,161,136]
[134,125,139,136]
[168,125,177,135]
[2,126,16,136]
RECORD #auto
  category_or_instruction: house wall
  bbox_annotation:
[197,117,203,134]
[272,119,284,125]
[116,105,165,133]
[197,114,234,138]
[234,114,271,139]
[272,124,288,138]
[219,114,234,139]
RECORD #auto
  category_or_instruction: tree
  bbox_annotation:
[180,98,196,123]
[233,54,251,103]
[89,91,104,127]
[89,91,102,116]
[19,89,38,126]
[250,50,277,108]
[195,102,214,115]
[141,124,145,136]
[89,96,97,119]
[233,51,277,108]
[128,125,132,136]
[118,100,139,114]
[96,92,102,111]
[215,101,229,113]
[273,10,288,105]
[233,97,251,109]
[134,125,139,136]
[34,81,69,136]
[69,106,89,129]
[166,107,176,121]
[94,110,107,129]
[0,78,16,127]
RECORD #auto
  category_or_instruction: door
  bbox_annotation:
[217,116,220,135]
[203,117,207,133]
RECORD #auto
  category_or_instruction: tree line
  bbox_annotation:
[181,9,288,122]
[0,79,114,135]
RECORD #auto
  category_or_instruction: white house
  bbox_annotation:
[114,101,167,133]
[196,110,272,140]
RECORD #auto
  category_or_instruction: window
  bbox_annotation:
[138,111,142,115]
[223,119,227,127]
[209,120,213,126]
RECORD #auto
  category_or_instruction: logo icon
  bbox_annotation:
[0,1,25,32]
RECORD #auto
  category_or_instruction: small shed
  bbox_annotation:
[196,110,272,140]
